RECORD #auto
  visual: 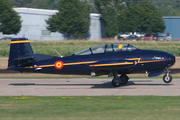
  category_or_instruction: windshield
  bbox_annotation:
[91,45,106,54]
[74,48,91,55]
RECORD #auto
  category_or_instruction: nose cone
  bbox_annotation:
[166,53,176,67]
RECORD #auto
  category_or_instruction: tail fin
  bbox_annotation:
[8,38,34,69]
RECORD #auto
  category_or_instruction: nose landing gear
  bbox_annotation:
[163,68,172,83]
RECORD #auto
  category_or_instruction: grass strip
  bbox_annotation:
[0,96,180,120]
[1,40,180,56]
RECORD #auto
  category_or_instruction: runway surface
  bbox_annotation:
[0,78,180,96]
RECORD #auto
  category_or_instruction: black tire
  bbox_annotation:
[163,74,172,83]
[111,81,121,87]
[120,75,129,85]
[111,78,121,87]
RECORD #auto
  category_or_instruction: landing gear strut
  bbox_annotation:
[163,68,172,83]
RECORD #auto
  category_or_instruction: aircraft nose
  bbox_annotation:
[167,53,175,67]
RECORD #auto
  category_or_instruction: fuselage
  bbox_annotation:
[26,48,175,76]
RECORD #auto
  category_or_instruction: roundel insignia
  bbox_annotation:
[55,61,64,69]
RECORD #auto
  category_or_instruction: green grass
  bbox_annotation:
[1,40,180,57]
[0,96,180,120]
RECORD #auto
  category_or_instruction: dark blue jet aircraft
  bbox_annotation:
[8,38,175,87]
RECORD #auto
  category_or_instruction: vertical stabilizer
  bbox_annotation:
[8,38,34,68]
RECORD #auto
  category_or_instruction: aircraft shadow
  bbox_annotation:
[9,83,115,88]
[9,80,173,89]
[92,81,173,88]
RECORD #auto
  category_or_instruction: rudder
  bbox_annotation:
[8,38,34,69]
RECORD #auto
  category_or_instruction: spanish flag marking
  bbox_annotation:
[54,60,64,69]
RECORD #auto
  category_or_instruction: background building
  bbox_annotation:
[0,8,102,40]
[163,17,180,40]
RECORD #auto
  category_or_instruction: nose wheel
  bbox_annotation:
[163,68,172,83]
[163,73,172,83]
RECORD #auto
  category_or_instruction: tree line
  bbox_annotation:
[94,0,165,38]
[8,0,59,10]
[1,0,166,39]
[7,0,180,16]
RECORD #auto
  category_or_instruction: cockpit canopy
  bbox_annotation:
[74,44,138,55]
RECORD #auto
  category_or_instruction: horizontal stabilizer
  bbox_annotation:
[148,70,164,77]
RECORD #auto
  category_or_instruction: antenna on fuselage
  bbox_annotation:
[54,49,63,57]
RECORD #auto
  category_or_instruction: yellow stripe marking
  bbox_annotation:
[126,58,141,61]
[126,58,169,64]
[25,61,97,69]
[25,66,33,69]
[37,65,54,68]
[89,62,134,67]
[138,60,168,63]
[64,61,97,65]
[11,40,29,44]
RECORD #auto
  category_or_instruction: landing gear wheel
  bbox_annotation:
[119,75,129,85]
[111,77,121,87]
[163,74,172,83]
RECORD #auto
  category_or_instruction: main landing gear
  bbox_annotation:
[163,68,172,83]
[111,73,129,87]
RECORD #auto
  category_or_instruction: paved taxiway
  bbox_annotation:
[0,78,180,96]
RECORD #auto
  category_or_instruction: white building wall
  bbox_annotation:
[0,8,102,40]
[13,8,66,40]
[89,13,101,40]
